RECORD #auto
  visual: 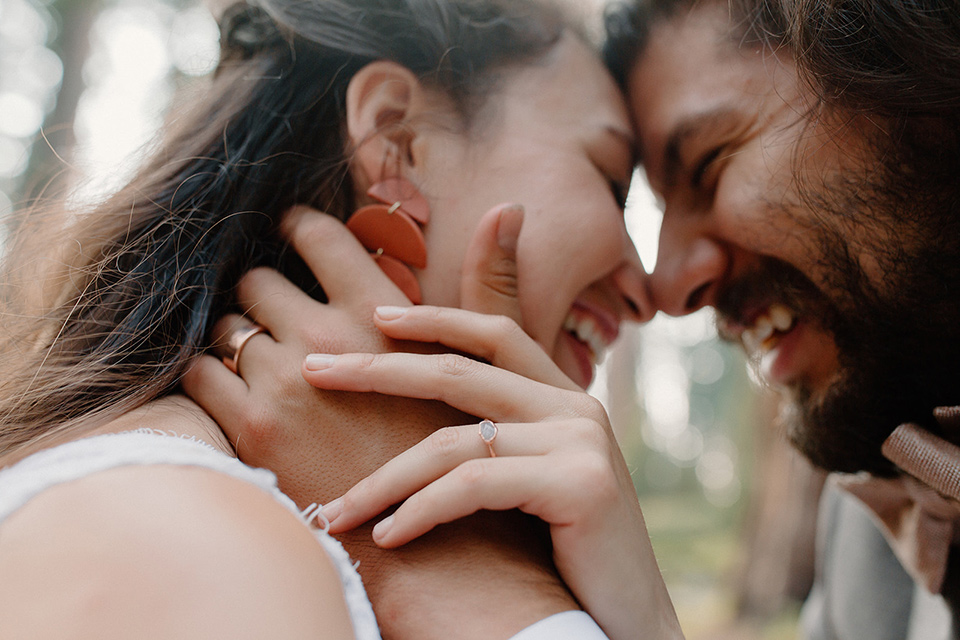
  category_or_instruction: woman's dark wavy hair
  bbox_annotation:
[0,0,566,457]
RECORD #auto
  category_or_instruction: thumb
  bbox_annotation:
[459,203,524,324]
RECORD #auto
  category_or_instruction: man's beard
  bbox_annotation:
[711,112,960,475]
[716,233,960,476]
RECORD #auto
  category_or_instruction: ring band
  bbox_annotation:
[222,324,267,374]
[479,419,498,458]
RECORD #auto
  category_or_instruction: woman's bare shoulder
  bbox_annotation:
[0,464,357,640]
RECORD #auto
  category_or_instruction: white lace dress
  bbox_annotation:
[0,431,381,640]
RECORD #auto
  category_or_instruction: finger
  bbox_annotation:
[208,313,278,377]
[209,314,260,360]
[281,206,408,307]
[367,456,563,548]
[325,421,556,532]
[372,305,578,391]
[459,203,524,325]
[302,351,591,423]
[181,354,251,445]
[231,268,319,340]
[206,314,281,393]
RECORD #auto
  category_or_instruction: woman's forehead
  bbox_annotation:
[494,35,633,141]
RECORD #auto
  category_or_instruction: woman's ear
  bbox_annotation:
[346,61,425,184]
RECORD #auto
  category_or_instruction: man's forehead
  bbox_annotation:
[626,13,802,163]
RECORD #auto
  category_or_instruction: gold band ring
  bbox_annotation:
[222,324,267,374]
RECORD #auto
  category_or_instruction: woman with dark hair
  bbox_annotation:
[0,1,682,638]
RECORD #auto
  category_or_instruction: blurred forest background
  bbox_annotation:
[0,0,825,637]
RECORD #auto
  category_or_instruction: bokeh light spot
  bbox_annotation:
[0,92,44,138]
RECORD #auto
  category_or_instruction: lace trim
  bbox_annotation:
[124,427,219,452]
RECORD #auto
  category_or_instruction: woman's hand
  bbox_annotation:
[182,203,527,497]
[304,307,684,640]
[182,204,595,640]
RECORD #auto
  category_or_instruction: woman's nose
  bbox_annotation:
[650,216,728,316]
[612,244,656,324]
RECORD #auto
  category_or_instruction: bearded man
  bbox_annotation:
[604,0,960,637]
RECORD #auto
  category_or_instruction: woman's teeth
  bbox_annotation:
[563,313,609,364]
[741,304,795,354]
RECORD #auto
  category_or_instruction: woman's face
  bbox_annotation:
[414,37,649,388]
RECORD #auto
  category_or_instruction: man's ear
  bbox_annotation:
[346,61,425,185]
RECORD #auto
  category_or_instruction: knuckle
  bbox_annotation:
[468,315,519,364]
[404,489,438,521]
[454,459,489,487]
[343,474,383,512]
[425,426,466,458]
[423,305,445,323]
[290,216,349,258]
[294,211,339,246]
[482,266,519,298]
[353,352,381,372]
[339,489,362,514]
[490,314,522,342]
[573,394,609,424]
[572,452,619,502]
[435,353,475,379]
[577,416,610,445]
[555,417,607,450]
[239,266,276,291]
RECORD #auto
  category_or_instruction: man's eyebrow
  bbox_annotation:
[662,107,738,189]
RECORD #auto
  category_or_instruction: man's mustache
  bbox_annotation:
[713,257,839,341]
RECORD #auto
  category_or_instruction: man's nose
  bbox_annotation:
[649,214,728,316]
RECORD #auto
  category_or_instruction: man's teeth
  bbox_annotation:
[741,304,796,354]
[769,305,793,331]
[563,313,608,364]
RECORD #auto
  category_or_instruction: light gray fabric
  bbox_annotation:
[801,483,953,640]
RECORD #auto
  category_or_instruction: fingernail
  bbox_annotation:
[320,498,343,524]
[372,514,394,542]
[375,306,408,321]
[496,204,524,254]
[305,354,337,371]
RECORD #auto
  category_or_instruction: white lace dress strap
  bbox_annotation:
[0,432,381,640]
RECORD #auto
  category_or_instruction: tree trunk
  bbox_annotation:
[22,0,101,202]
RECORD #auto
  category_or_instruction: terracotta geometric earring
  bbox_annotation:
[346,177,429,303]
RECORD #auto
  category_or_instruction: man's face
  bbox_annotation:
[629,5,960,473]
